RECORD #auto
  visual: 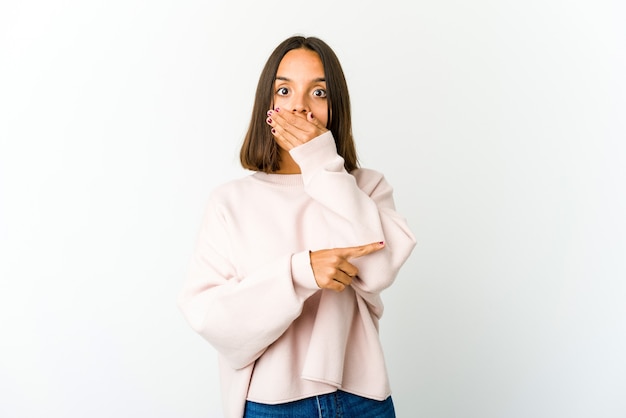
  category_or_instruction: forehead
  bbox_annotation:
[276,49,325,78]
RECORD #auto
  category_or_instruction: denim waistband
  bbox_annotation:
[244,389,395,418]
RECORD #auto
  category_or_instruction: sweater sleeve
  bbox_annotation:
[290,132,416,308]
[177,198,320,370]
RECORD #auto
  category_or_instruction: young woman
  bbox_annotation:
[178,35,416,418]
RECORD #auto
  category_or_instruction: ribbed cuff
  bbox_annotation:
[289,132,345,178]
[291,250,320,298]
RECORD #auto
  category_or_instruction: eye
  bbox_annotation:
[313,89,327,98]
[276,87,289,96]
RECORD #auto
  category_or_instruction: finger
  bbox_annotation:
[337,241,385,260]
[330,280,346,292]
[273,107,308,124]
[268,112,305,148]
[337,260,358,279]
[272,108,326,140]
[270,108,304,129]
[268,110,308,149]
[270,122,299,150]
[333,268,354,286]
[307,111,327,129]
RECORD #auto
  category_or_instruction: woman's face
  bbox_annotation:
[273,48,329,127]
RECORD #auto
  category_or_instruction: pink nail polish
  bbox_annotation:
[275,107,280,112]
[267,110,273,116]
[266,117,272,124]
[271,128,276,134]
[379,241,384,245]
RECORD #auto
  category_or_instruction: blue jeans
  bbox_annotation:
[244,390,396,418]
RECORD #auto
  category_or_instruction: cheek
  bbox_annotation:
[273,95,289,108]
[315,104,329,126]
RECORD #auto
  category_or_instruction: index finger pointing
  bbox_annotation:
[338,241,385,260]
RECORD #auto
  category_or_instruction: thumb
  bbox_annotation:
[307,112,326,128]
[340,241,385,260]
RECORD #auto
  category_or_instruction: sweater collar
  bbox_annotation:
[252,172,304,187]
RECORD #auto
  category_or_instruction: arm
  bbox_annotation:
[291,133,416,298]
[177,199,319,370]
[267,109,415,313]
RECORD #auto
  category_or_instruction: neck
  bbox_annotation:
[275,149,301,174]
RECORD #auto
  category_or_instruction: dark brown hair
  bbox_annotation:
[240,36,358,173]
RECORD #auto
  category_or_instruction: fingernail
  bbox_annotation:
[379,241,384,245]
[271,128,276,134]
[266,117,272,124]
[267,110,273,116]
[275,107,280,112]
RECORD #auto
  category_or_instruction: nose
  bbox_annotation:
[290,91,309,114]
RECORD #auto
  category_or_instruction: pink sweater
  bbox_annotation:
[178,132,416,418]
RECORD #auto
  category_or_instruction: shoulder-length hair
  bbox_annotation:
[240,36,358,173]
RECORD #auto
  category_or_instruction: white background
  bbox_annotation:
[1,1,625,417]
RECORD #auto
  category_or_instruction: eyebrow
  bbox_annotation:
[275,76,326,83]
